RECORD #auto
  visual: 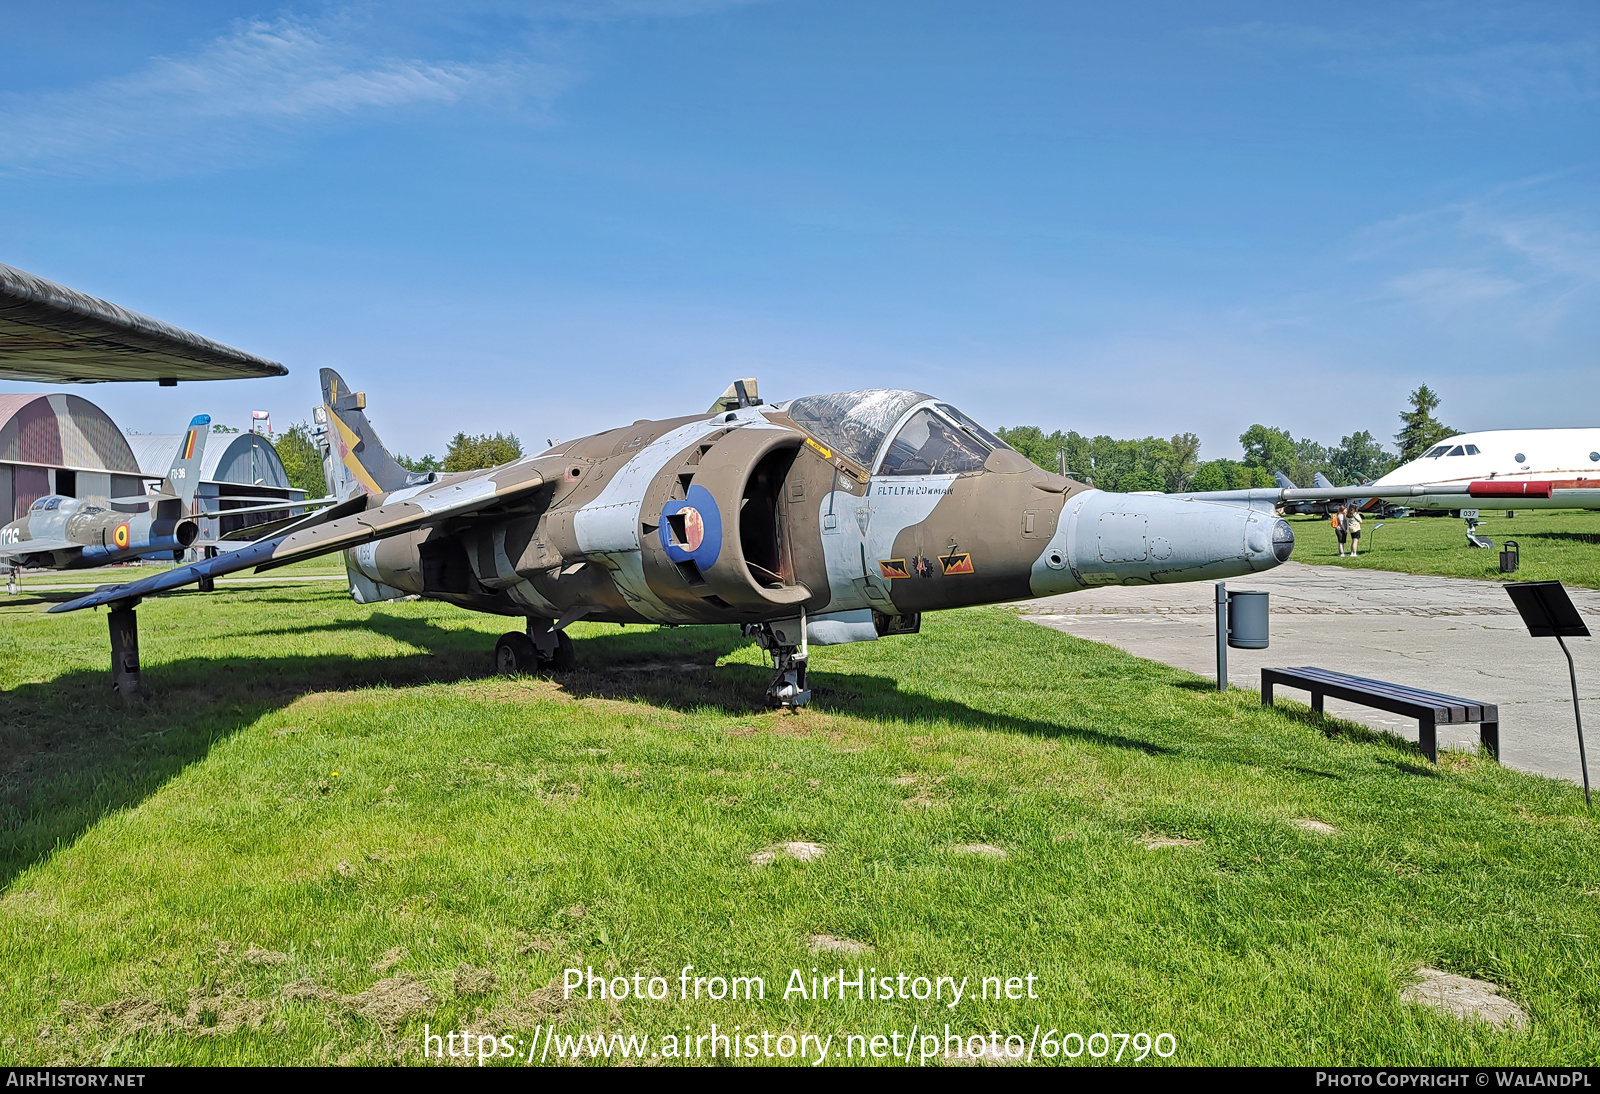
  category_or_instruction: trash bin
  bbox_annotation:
[1500,540,1520,574]
[1227,590,1270,650]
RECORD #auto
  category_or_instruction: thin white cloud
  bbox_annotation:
[1211,18,1600,109]
[0,15,569,177]
[1357,189,1600,338]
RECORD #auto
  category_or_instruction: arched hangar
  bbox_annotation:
[0,393,146,520]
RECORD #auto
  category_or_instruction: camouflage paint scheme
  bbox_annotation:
[54,372,1294,706]
[1,416,210,578]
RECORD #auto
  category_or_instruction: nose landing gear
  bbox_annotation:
[746,615,811,710]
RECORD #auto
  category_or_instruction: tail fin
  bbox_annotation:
[1313,472,1336,489]
[160,415,209,513]
[314,368,430,498]
[1274,471,1298,490]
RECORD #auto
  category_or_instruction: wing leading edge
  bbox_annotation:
[0,263,286,384]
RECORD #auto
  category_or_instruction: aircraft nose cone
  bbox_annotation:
[1272,518,1294,562]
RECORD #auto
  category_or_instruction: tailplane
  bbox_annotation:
[314,369,432,498]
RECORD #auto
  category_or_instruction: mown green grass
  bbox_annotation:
[1293,508,1600,589]
[2,584,1597,1066]
[16,555,347,587]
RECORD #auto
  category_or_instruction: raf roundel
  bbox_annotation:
[113,523,131,550]
[659,484,723,571]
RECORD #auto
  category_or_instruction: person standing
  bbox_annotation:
[1331,506,1347,556]
[1346,505,1363,557]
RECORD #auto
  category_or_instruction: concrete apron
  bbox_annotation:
[1016,561,1600,787]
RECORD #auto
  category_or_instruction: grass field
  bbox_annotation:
[15,555,348,587]
[1293,508,1600,590]
[2,583,1597,1067]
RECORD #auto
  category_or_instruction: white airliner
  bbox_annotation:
[1364,428,1600,512]
[1184,428,1600,514]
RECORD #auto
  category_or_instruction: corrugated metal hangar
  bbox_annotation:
[0,392,147,519]
[1,391,304,530]
[126,430,304,539]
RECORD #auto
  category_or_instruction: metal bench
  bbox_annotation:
[1260,666,1499,764]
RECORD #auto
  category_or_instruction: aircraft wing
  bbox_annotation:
[0,538,78,557]
[0,263,286,384]
[49,458,561,613]
[1175,481,1556,507]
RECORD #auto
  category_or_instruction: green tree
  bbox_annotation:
[210,423,239,434]
[272,421,327,496]
[397,452,441,473]
[1394,385,1455,462]
[443,431,523,472]
[1329,430,1397,484]
[1239,424,1298,477]
[1165,432,1201,492]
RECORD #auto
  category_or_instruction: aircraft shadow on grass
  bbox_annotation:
[0,609,1174,889]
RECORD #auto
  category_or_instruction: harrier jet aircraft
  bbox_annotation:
[55,370,1295,705]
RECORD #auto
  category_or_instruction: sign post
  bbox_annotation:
[1505,581,1592,808]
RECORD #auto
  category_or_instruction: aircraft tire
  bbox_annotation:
[494,632,540,675]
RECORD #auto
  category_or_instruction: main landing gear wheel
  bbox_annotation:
[495,632,540,674]
[494,624,577,675]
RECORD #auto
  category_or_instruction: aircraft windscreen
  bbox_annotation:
[782,389,930,469]
[936,403,1013,452]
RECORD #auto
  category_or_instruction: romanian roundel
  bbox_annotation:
[659,484,722,571]
[113,523,131,550]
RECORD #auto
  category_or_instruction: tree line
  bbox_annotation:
[269,425,526,497]
[996,385,1455,493]
[265,385,1458,499]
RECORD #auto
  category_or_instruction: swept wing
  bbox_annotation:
[50,457,561,613]
[0,263,285,384]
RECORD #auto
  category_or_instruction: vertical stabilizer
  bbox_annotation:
[160,415,210,513]
[316,369,430,498]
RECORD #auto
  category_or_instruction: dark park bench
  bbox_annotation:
[1260,667,1500,764]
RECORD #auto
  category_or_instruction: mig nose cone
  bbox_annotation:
[1272,519,1294,562]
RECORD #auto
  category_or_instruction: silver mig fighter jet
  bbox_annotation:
[55,371,1296,703]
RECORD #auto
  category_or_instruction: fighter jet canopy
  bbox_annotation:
[780,388,1014,474]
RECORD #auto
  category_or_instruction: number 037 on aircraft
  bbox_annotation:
[57,373,1295,707]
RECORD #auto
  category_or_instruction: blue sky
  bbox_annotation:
[1,1,1597,462]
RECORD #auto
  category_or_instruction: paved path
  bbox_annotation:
[1016,562,1600,786]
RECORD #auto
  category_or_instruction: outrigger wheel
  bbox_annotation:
[494,617,576,675]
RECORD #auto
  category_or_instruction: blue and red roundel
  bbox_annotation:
[659,485,721,570]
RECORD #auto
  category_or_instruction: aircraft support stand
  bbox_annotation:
[108,598,143,703]
[1215,582,1228,691]
[198,546,218,592]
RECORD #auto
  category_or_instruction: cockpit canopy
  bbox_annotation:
[1422,443,1479,458]
[28,495,65,512]
[780,389,1014,476]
